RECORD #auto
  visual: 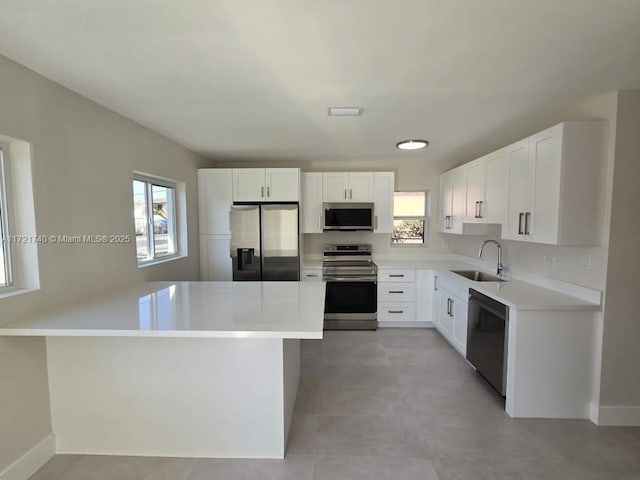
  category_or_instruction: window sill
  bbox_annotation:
[0,286,40,301]
[137,254,186,269]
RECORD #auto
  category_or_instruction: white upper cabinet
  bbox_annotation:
[439,166,468,234]
[482,149,508,224]
[503,121,607,245]
[373,172,395,233]
[233,168,300,202]
[464,158,486,223]
[198,169,233,235]
[323,172,374,202]
[302,172,323,233]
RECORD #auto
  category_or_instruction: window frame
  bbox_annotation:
[133,173,180,266]
[390,190,430,247]
[0,145,14,289]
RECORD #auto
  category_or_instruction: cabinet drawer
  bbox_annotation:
[302,268,322,281]
[378,283,415,302]
[378,302,416,322]
[438,275,469,301]
[378,269,415,282]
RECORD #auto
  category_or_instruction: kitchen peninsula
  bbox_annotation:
[0,281,325,458]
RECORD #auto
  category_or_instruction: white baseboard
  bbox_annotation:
[0,435,55,480]
[594,405,640,426]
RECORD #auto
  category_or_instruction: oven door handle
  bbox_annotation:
[323,276,377,282]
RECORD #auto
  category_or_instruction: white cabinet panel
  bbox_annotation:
[265,168,299,201]
[233,168,299,202]
[378,302,416,322]
[415,270,433,324]
[451,295,469,356]
[302,173,323,233]
[504,139,531,240]
[301,268,322,281]
[200,235,232,281]
[437,289,454,339]
[378,269,415,282]
[465,159,485,222]
[348,172,374,202]
[373,172,394,233]
[198,169,232,235]
[322,172,349,202]
[483,149,508,224]
[439,171,453,232]
[378,283,415,303]
[233,169,266,202]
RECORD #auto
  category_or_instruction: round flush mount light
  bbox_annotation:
[396,139,429,150]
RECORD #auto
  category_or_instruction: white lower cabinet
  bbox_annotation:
[200,235,232,281]
[433,274,469,355]
[377,269,416,324]
[301,268,322,281]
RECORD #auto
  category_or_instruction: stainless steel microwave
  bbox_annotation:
[323,203,374,231]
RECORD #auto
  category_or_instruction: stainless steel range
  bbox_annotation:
[323,244,378,330]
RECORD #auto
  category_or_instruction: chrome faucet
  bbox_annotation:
[478,239,504,277]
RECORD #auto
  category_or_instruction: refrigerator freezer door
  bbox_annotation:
[230,205,261,281]
[261,204,300,281]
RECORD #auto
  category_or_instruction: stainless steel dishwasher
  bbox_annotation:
[466,289,509,396]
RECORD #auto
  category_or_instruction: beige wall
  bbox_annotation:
[599,90,640,407]
[0,55,206,471]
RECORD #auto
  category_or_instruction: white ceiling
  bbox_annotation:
[0,1,639,163]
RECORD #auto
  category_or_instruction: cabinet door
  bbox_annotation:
[233,169,266,202]
[529,125,563,244]
[200,235,232,280]
[451,297,469,356]
[348,172,375,202]
[439,172,453,232]
[483,149,508,224]
[450,167,467,233]
[503,140,531,241]
[198,169,232,235]
[265,168,299,201]
[373,172,394,233]
[437,290,454,341]
[302,173,323,233]
[415,270,433,324]
[465,159,485,222]
[322,172,349,202]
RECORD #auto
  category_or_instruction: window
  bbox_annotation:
[391,191,428,245]
[0,147,11,287]
[133,175,178,263]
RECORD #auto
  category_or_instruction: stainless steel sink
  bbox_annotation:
[450,270,506,282]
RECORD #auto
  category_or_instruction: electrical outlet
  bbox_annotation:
[544,256,555,270]
[582,255,592,271]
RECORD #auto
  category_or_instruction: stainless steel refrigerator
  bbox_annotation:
[230,203,300,281]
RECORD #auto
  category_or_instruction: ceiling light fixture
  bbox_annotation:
[396,139,429,150]
[328,107,363,116]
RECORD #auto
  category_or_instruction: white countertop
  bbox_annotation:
[0,281,326,339]
[310,257,601,311]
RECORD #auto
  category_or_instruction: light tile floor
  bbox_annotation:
[29,328,640,480]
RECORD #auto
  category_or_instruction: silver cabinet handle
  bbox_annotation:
[344,188,347,199]
[525,212,531,235]
[434,275,438,291]
[267,186,270,197]
[389,290,404,294]
[306,274,318,277]
[446,298,451,316]
[349,188,353,199]
[478,201,483,219]
[375,215,378,230]
[388,310,404,314]
[261,186,265,198]
[518,212,524,235]
[389,274,404,278]
[475,201,480,218]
